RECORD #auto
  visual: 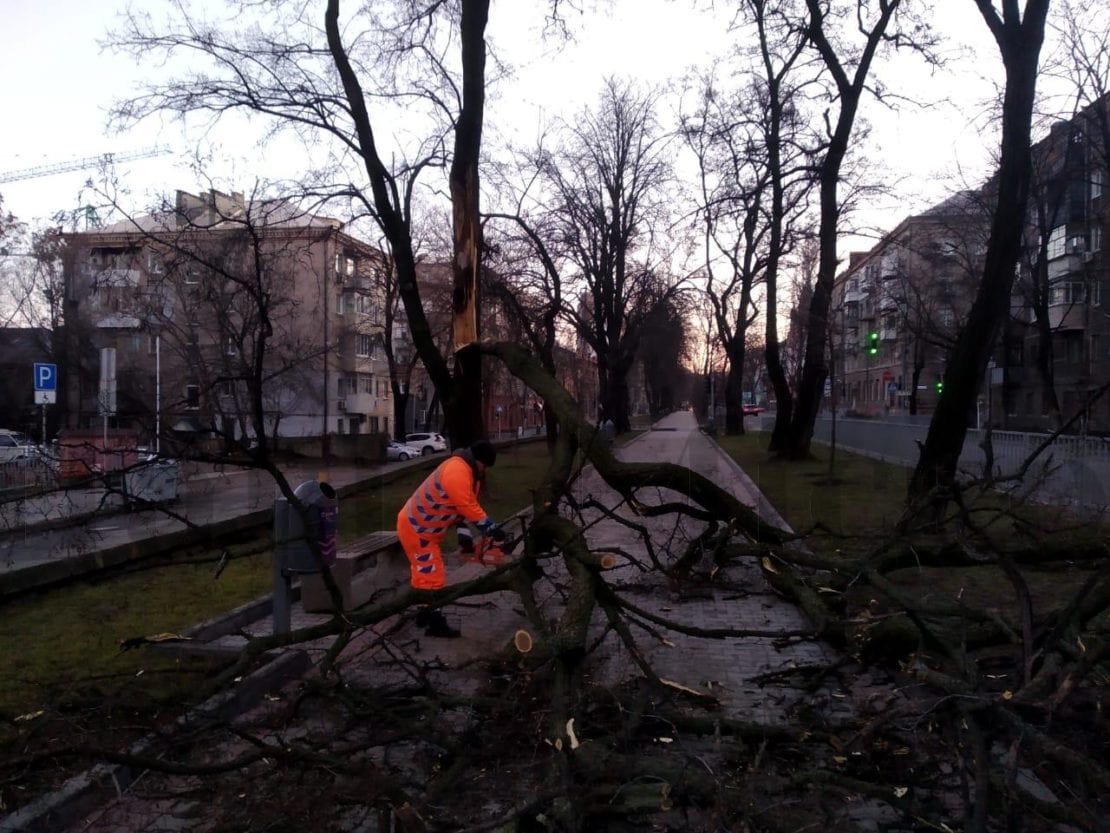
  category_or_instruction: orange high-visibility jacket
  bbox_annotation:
[399,453,490,543]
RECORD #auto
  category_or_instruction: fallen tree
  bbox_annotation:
[4,343,1107,833]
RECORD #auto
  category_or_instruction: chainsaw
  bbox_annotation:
[458,533,516,566]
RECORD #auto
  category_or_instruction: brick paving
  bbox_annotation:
[37,412,873,833]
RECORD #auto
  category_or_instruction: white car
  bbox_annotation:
[0,430,40,463]
[405,432,448,456]
[386,441,425,462]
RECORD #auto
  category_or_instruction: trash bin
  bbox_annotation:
[273,480,338,574]
[123,459,180,505]
[272,479,339,633]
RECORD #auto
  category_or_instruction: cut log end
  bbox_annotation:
[513,629,534,654]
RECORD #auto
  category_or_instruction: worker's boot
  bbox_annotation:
[422,608,461,639]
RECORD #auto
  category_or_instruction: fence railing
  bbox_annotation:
[0,457,55,493]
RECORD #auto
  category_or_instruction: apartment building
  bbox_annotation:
[833,96,1109,434]
[832,191,989,417]
[997,105,1109,433]
[61,189,393,449]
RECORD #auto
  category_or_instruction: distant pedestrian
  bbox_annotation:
[600,418,616,448]
[396,440,505,638]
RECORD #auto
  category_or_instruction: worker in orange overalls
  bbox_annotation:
[396,440,504,637]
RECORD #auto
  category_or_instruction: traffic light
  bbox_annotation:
[935,378,944,395]
[867,331,879,355]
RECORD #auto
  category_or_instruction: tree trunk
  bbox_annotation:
[908,0,1051,507]
[446,0,490,448]
[392,389,410,440]
[724,341,746,436]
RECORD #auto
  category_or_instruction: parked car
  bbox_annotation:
[741,404,764,416]
[386,441,425,462]
[0,429,41,463]
[405,432,448,456]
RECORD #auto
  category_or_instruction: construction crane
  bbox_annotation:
[0,146,172,185]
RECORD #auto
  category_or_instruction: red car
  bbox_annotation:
[741,404,764,416]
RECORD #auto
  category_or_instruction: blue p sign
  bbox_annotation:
[34,363,57,391]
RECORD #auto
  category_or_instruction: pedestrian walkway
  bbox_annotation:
[7,412,873,833]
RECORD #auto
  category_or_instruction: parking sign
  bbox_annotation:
[34,363,57,405]
[34,363,57,391]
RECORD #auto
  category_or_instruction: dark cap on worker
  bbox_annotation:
[470,440,497,467]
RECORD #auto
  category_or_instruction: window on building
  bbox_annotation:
[383,417,389,435]
[185,265,200,285]
[1092,224,1102,253]
[187,323,199,346]
[356,293,374,315]
[226,336,237,356]
[1046,225,1067,260]
[221,380,234,397]
[359,374,373,394]
[1065,335,1084,364]
[1050,281,1087,306]
[368,416,379,433]
[1092,168,1103,200]
[356,334,372,357]
[185,383,200,410]
[335,293,345,315]
[147,251,164,274]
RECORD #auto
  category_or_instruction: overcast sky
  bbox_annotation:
[0,0,1015,240]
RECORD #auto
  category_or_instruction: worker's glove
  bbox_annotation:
[457,527,475,554]
[477,518,506,542]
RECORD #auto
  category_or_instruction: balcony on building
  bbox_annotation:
[339,393,376,414]
[1047,277,1099,329]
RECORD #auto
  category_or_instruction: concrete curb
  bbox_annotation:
[0,650,312,833]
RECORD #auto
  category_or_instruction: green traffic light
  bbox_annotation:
[867,331,878,355]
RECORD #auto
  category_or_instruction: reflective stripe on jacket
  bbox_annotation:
[400,452,489,542]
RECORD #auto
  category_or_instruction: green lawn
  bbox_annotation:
[715,433,913,542]
[716,431,1100,548]
[0,441,554,718]
[715,430,1107,631]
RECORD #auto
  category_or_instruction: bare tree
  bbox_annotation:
[681,49,810,435]
[540,78,677,433]
[110,0,498,448]
[781,0,921,459]
[909,0,1054,509]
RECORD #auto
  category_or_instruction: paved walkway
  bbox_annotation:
[21,413,861,833]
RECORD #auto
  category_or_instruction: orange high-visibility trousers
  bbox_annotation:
[397,508,447,591]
